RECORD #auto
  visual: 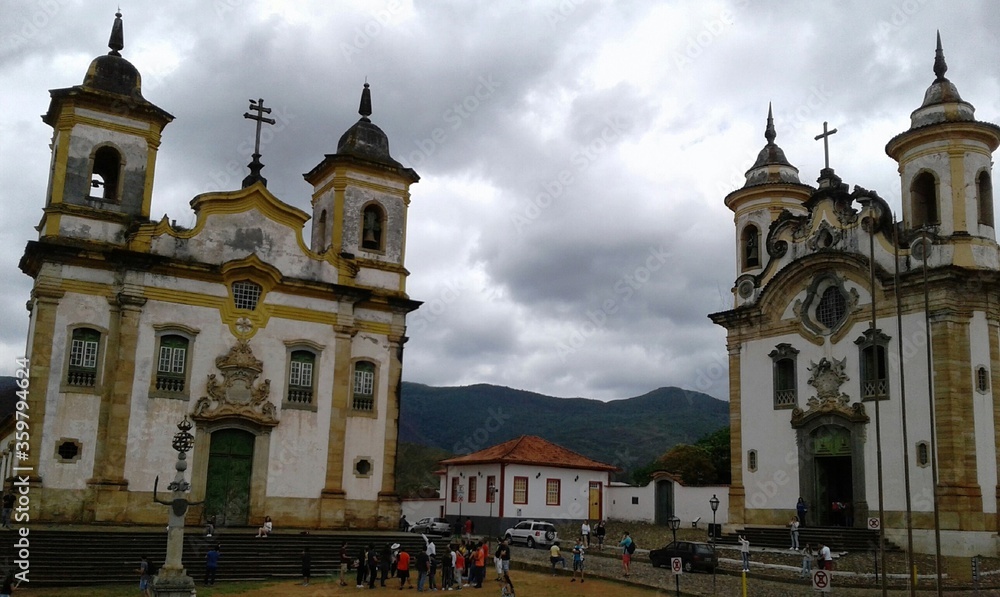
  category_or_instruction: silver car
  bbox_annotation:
[503,520,558,548]
[409,517,452,536]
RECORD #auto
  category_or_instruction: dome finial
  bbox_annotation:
[933,30,948,82]
[359,81,372,121]
[108,10,124,57]
[765,102,776,145]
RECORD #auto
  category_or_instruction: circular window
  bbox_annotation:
[355,459,372,476]
[738,280,755,299]
[816,286,847,330]
[57,440,81,462]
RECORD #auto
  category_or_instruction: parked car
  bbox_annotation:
[503,520,558,548]
[649,540,718,572]
[409,517,452,536]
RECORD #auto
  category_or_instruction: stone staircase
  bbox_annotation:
[0,526,449,587]
[716,526,900,553]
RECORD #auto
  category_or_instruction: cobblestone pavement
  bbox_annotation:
[511,545,1000,596]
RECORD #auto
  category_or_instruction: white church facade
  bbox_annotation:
[17,13,420,529]
[711,38,1000,557]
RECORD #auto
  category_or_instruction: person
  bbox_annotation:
[818,542,833,570]
[789,515,800,550]
[397,545,412,589]
[738,534,750,572]
[581,520,591,547]
[571,537,585,583]
[204,514,216,538]
[471,540,486,588]
[367,543,380,590]
[301,546,311,586]
[380,543,394,587]
[493,539,504,581]
[426,537,438,590]
[137,555,152,597]
[454,544,465,589]
[500,571,516,597]
[1,491,13,530]
[497,536,511,579]
[464,517,473,541]
[800,543,814,578]
[796,497,808,526]
[416,545,429,591]
[594,520,606,550]
[205,544,220,586]
[549,541,566,574]
[0,571,13,597]
[400,514,410,532]
[256,515,272,537]
[618,532,633,577]
[338,540,350,586]
[356,543,368,588]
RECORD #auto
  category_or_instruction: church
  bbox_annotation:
[711,36,1000,557]
[17,12,420,529]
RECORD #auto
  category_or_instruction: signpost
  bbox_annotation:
[812,569,832,593]
[868,517,881,530]
[671,557,683,574]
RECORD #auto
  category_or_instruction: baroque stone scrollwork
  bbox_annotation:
[790,357,868,428]
[191,340,278,427]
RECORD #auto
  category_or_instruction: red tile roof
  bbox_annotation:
[439,435,618,472]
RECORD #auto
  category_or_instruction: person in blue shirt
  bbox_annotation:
[205,544,220,586]
[571,537,586,583]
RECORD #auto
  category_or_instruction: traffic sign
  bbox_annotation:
[812,569,831,592]
[867,517,881,530]
[671,557,683,575]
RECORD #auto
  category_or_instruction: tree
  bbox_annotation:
[694,426,731,484]
[656,444,715,485]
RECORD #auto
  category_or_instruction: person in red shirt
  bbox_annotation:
[396,547,412,589]
[472,541,487,588]
[464,517,473,540]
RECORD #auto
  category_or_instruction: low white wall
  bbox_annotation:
[605,483,655,522]
[605,482,730,527]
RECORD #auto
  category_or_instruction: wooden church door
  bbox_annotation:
[204,428,255,525]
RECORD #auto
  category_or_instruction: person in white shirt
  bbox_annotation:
[581,520,592,547]
[818,542,833,570]
[738,535,750,571]
[788,515,800,550]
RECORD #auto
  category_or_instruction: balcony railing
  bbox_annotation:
[352,395,374,411]
[155,375,185,392]
[774,388,796,408]
[288,387,313,404]
[67,370,96,387]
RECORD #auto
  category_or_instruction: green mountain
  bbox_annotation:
[398,382,728,479]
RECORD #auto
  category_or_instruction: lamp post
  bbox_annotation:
[668,515,681,597]
[710,494,720,595]
[488,485,498,538]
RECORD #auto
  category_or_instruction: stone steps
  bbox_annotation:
[716,526,900,553]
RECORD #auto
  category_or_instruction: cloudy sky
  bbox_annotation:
[1,1,998,401]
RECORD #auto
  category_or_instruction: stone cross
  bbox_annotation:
[242,98,276,188]
[814,121,838,170]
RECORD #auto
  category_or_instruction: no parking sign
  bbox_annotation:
[812,569,831,592]
[671,557,683,575]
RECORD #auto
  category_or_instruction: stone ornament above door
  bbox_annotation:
[192,339,278,427]
[791,357,868,427]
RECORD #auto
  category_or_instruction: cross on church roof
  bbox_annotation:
[814,121,838,170]
[242,98,276,188]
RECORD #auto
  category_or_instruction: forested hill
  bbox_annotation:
[399,382,728,474]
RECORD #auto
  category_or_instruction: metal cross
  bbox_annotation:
[814,121,838,170]
[244,98,276,157]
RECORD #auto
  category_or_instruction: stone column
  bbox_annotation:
[376,330,405,529]
[990,317,1000,530]
[319,320,354,527]
[726,340,746,524]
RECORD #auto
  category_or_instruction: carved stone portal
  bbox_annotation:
[791,357,868,427]
[191,340,278,427]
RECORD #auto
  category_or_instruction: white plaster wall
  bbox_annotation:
[355,267,400,290]
[441,464,503,520]
[605,483,655,522]
[675,485,729,527]
[970,311,997,512]
[899,145,955,234]
[57,214,126,243]
[341,331,392,500]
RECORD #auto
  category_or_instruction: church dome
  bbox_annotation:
[336,83,402,167]
[81,11,143,98]
[743,104,803,187]
[909,33,976,128]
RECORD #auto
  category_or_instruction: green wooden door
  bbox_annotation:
[204,429,254,526]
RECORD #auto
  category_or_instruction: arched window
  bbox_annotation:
[816,286,848,330]
[316,210,328,252]
[361,204,385,251]
[741,225,760,269]
[67,327,101,387]
[856,329,890,401]
[287,350,316,405]
[90,146,122,201]
[977,171,994,228]
[155,335,189,393]
[747,449,758,473]
[910,171,939,227]
[769,343,799,409]
[352,360,376,411]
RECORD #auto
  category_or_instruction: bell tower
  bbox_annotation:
[886,33,1000,266]
[40,11,173,244]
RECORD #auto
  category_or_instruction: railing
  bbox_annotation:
[861,379,889,400]
[155,375,185,392]
[352,395,374,411]
[774,388,796,408]
[66,370,96,387]
[287,387,313,404]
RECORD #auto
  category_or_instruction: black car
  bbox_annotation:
[649,540,718,572]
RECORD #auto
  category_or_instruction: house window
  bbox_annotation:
[741,225,760,269]
[631,496,639,505]
[769,343,799,409]
[361,203,385,251]
[451,477,460,503]
[352,361,376,411]
[856,329,890,400]
[287,350,316,405]
[911,171,939,227]
[976,366,990,393]
[978,171,994,227]
[545,479,560,506]
[90,145,122,201]
[486,476,496,503]
[513,476,528,505]
[816,286,847,330]
[747,449,758,472]
[232,280,262,310]
[67,328,101,388]
[468,476,478,503]
[916,441,930,468]
[155,335,188,393]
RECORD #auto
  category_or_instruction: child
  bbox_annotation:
[500,572,515,597]
[454,546,466,589]
[800,543,813,578]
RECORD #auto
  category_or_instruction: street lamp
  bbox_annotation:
[710,494,720,595]
[487,485,498,538]
[668,515,681,597]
